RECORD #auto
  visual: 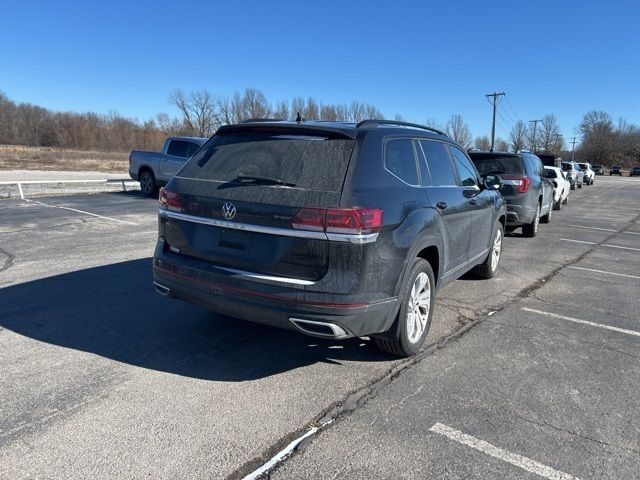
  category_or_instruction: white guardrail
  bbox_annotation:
[0,178,138,199]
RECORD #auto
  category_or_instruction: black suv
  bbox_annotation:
[610,165,622,175]
[153,120,506,356]
[630,166,640,177]
[469,151,554,237]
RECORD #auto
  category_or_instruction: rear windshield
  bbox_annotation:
[470,155,524,176]
[562,163,573,171]
[178,132,355,191]
[545,168,557,178]
[578,163,588,169]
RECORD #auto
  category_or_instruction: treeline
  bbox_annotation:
[575,111,640,166]
[0,89,384,153]
[1,88,638,166]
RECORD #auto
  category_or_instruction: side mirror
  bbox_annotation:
[483,174,503,190]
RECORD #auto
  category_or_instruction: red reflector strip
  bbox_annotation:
[159,187,183,212]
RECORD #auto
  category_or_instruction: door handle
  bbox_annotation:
[436,202,448,210]
[469,199,477,206]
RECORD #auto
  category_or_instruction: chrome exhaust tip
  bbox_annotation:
[289,318,350,339]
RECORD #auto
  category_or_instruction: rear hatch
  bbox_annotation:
[160,125,357,281]
[470,154,525,198]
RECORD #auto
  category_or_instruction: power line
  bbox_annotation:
[485,92,505,151]
[504,95,523,123]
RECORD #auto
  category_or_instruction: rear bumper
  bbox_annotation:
[504,203,536,226]
[152,252,398,339]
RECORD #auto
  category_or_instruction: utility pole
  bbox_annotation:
[529,119,542,153]
[569,137,578,161]
[486,92,505,151]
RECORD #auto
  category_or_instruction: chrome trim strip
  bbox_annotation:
[212,265,315,286]
[159,209,379,244]
[326,232,379,244]
[159,209,325,239]
[442,249,489,278]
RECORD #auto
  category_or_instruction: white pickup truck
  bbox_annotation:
[129,136,208,195]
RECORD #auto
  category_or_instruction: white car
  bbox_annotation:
[544,166,570,210]
[578,162,595,185]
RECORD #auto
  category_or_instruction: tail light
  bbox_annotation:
[502,175,530,193]
[292,207,383,235]
[159,187,183,212]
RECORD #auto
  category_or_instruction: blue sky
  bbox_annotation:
[1,0,639,143]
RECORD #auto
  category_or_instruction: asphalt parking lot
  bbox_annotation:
[1,177,639,479]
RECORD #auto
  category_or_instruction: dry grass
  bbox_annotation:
[0,145,129,172]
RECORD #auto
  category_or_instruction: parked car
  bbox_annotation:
[562,162,584,189]
[630,166,640,177]
[537,153,562,168]
[544,166,570,210]
[153,119,507,357]
[578,162,595,185]
[469,150,554,237]
[610,165,623,176]
[593,164,604,175]
[129,136,208,195]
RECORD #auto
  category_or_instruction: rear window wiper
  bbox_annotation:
[235,174,296,187]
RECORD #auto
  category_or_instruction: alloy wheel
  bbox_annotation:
[406,272,431,344]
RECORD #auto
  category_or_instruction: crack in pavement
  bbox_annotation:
[0,247,15,273]
[212,210,640,479]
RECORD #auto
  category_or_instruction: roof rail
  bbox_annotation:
[239,118,287,123]
[356,119,448,137]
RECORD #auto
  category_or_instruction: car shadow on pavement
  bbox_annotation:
[0,259,392,381]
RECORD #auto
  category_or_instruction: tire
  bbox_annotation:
[578,182,582,189]
[139,170,158,196]
[522,204,540,237]
[570,183,576,190]
[562,195,568,205]
[553,197,562,210]
[472,222,504,279]
[540,203,552,223]
[373,259,435,357]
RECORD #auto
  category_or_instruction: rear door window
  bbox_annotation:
[420,140,457,186]
[185,142,201,157]
[448,145,479,187]
[167,140,191,158]
[179,131,355,191]
[385,139,419,185]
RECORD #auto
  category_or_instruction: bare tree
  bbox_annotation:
[474,135,491,150]
[538,114,562,154]
[424,117,444,131]
[169,90,218,136]
[509,120,528,153]
[495,138,509,152]
[578,111,614,164]
[273,100,290,120]
[445,114,472,148]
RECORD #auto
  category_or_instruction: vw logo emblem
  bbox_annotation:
[222,202,237,220]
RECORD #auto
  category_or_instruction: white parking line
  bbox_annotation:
[566,225,640,235]
[522,307,640,338]
[429,423,578,480]
[567,266,640,280]
[560,239,640,252]
[24,199,137,225]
